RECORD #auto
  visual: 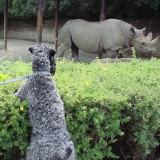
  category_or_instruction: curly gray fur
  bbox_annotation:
[15,44,76,160]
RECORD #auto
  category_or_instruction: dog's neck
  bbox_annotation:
[32,71,51,76]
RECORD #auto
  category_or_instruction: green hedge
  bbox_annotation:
[0,59,160,160]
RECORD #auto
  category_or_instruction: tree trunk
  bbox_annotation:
[55,0,59,52]
[100,0,106,21]
[37,0,43,43]
[4,0,8,50]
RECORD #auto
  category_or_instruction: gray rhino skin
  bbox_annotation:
[58,19,158,61]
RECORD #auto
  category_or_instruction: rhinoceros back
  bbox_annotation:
[60,19,102,53]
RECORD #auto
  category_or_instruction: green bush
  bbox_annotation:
[0,59,160,160]
[0,60,31,160]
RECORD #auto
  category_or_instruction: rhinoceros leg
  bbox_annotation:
[106,51,117,58]
[71,43,79,62]
[98,52,104,59]
[57,44,70,58]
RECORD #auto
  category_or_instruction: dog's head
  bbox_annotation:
[28,44,56,75]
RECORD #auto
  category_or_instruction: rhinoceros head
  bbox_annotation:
[130,27,159,54]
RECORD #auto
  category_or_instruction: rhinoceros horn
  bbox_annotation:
[152,36,160,44]
[146,32,153,41]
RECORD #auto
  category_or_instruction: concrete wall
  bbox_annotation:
[0,20,64,43]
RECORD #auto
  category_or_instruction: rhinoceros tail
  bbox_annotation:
[58,20,72,48]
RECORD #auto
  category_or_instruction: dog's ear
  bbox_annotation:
[49,48,56,56]
[28,47,33,53]
[49,48,56,75]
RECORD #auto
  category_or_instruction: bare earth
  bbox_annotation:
[0,39,99,63]
[0,39,51,62]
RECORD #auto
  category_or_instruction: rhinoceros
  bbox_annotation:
[58,19,159,61]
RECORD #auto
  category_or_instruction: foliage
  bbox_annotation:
[9,0,37,19]
[0,59,160,159]
[0,0,160,20]
[0,61,31,160]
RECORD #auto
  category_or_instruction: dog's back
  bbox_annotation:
[16,44,76,160]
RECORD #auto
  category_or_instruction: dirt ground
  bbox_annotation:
[0,39,99,63]
[0,39,53,62]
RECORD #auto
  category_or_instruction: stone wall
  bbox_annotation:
[0,19,65,43]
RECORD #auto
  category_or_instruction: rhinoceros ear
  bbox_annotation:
[141,27,146,35]
[129,26,136,36]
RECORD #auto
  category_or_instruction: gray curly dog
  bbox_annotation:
[15,44,76,160]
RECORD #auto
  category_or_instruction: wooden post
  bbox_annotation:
[4,0,8,50]
[37,0,43,43]
[55,0,59,51]
[100,0,106,21]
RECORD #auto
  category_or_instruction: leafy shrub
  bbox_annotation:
[0,61,31,160]
[0,59,160,160]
